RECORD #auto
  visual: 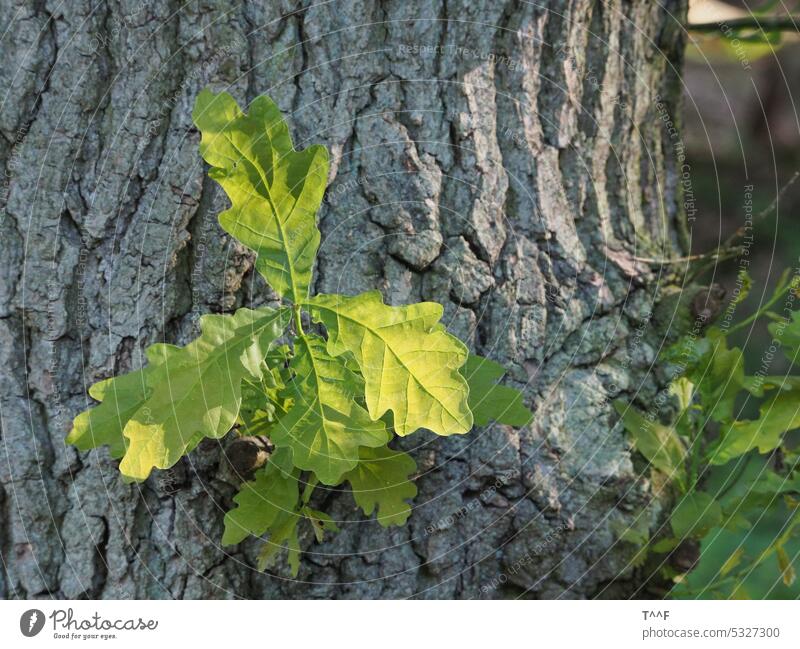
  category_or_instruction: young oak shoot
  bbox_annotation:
[68,89,533,575]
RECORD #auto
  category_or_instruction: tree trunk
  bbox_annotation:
[1,0,688,599]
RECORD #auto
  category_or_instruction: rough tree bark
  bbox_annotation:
[1,0,688,599]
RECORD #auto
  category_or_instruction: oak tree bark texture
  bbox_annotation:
[1,0,688,598]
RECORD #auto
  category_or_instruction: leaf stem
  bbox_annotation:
[293,304,305,336]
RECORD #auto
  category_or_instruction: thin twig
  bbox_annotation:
[633,252,713,265]
[690,171,800,281]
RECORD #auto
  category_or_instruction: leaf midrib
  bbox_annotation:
[223,131,313,302]
[126,309,286,444]
[306,303,468,429]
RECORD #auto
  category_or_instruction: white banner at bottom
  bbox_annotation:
[1,600,798,648]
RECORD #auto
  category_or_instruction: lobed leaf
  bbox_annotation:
[193,90,329,303]
[709,387,800,465]
[67,343,181,458]
[118,307,290,480]
[614,400,687,478]
[256,514,301,576]
[696,338,745,423]
[769,310,800,365]
[222,448,300,546]
[344,445,418,526]
[307,291,472,436]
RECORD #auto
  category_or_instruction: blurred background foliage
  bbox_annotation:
[676,0,800,598]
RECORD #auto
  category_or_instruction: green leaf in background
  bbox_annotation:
[222,447,299,546]
[709,387,800,465]
[614,400,687,479]
[119,307,290,480]
[193,90,329,302]
[769,310,800,365]
[270,334,389,485]
[308,291,472,436]
[460,354,533,427]
[720,467,800,514]
[695,337,745,423]
[671,492,722,539]
[344,445,418,526]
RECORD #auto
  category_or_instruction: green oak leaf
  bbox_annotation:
[222,448,300,546]
[695,337,745,423]
[68,368,150,459]
[614,400,687,478]
[460,354,532,426]
[119,307,290,480]
[709,387,800,465]
[344,445,417,526]
[256,513,301,575]
[270,334,389,485]
[68,89,539,577]
[307,291,472,436]
[67,343,196,458]
[193,90,329,302]
[670,492,722,539]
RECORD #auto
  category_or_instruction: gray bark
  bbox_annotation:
[1,0,688,599]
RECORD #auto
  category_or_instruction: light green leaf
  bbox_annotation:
[344,445,417,526]
[307,291,472,436]
[670,492,722,539]
[460,354,532,427]
[709,388,800,465]
[193,90,329,302]
[119,307,290,480]
[731,270,752,306]
[222,448,300,546]
[67,343,178,458]
[68,369,150,459]
[669,377,694,413]
[614,401,687,478]
[271,334,389,485]
[744,375,800,398]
